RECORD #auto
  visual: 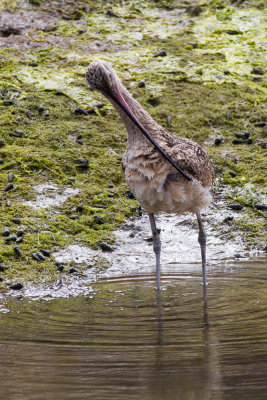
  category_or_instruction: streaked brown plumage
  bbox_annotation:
[86,60,214,299]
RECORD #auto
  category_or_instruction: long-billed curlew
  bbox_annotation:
[86,61,214,299]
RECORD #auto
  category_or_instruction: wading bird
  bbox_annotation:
[86,61,214,299]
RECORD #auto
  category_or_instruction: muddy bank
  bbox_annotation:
[0,0,266,297]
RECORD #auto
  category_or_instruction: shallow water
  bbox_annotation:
[1,257,267,400]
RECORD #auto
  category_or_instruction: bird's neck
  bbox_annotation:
[107,86,160,145]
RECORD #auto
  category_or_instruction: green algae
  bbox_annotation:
[0,0,266,289]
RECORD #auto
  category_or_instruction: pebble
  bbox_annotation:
[247,138,252,144]
[3,100,14,106]
[232,139,244,145]
[255,204,267,211]
[69,267,78,274]
[36,252,46,261]
[16,237,23,243]
[252,67,264,75]
[76,203,83,212]
[255,121,266,127]
[260,142,267,149]
[125,190,135,199]
[188,42,198,48]
[138,81,146,88]
[229,171,237,177]
[9,131,24,138]
[0,265,8,272]
[75,107,88,115]
[214,136,224,145]
[40,249,50,257]
[0,158,3,165]
[3,228,10,237]
[153,50,167,57]
[228,203,244,210]
[44,110,50,118]
[76,139,83,145]
[223,216,234,223]
[187,4,202,16]
[26,110,32,119]
[32,253,41,261]
[0,140,5,147]
[14,246,22,257]
[235,131,250,139]
[167,116,172,126]
[9,282,23,290]
[5,236,17,242]
[6,200,11,206]
[16,117,21,122]
[78,29,86,35]
[253,76,262,81]
[100,242,114,252]
[38,105,44,112]
[69,215,80,220]
[16,229,24,237]
[106,9,120,18]
[94,215,105,224]
[62,15,72,20]
[11,218,21,224]
[4,183,14,191]
[224,70,231,75]
[57,265,64,272]
[28,62,38,67]
[8,173,15,182]
[76,158,89,169]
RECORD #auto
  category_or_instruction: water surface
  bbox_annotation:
[0,257,267,400]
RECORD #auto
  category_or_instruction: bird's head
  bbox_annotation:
[86,60,121,95]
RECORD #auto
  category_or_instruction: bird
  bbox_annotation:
[86,60,214,300]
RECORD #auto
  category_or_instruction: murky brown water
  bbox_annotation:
[0,257,267,400]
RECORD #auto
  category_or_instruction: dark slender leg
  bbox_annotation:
[148,213,161,290]
[196,212,208,309]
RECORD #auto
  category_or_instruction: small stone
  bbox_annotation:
[28,62,38,67]
[57,265,64,272]
[0,265,8,272]
[9,282,23,290]
[6,200,11,206]
[94,215,105,224]
[255,204,267,211]
[39,249,50,257]
[138,80,146,88]
[232,139,244,145]
[100,242,114,252]
[229,171,237,177]
[69,215,79,220]
[5,236,17,243]
[76,203,83,212]
[106,9,120,18]
[224,70,231,75]
[62,15,72,20]
[3,100,14,106]
[260,142,267,149]
[223,216,234,223]
[253,76,262,81]
[188,42,198,48]
[8,173,15,182]
[16,237,23,243]
[32,253,41,261]
[74,107,88,115]
[38,105,44,112]
[26,110,32,119]
[0,140,5,147]
[167,116,172,126]
[234,253,246,259]
[125,190,135,199]
[228,204,244,210]
[235,132,250,140]
[0,158,3,165]
[9,131,24,138]
[16,116,21,122]
[247,138,253,144]
[153,50,167,57]
[4,183,14,192]
[255,121,266,127]
[16,229,24,237]
[3,228,10,237]
[36,252,46,261]
[129,232,135,238]
[14,246,22,257]
[214,136,224,145]
[69,267,78,274]
[252,67,264,75]
[76,134,83,140]
[76,158,89,169]
[76,139,83,145]
[44,110,50,118]
[187,5,202,16]
[78,29,86,35]
[11,218,21,224]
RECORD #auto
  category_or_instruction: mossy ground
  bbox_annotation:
[0,0,266,290]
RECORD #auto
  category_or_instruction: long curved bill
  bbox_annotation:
[109,88,192,181]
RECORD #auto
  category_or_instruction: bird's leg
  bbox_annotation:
[196,212,208,305]
[148,213,161,290]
